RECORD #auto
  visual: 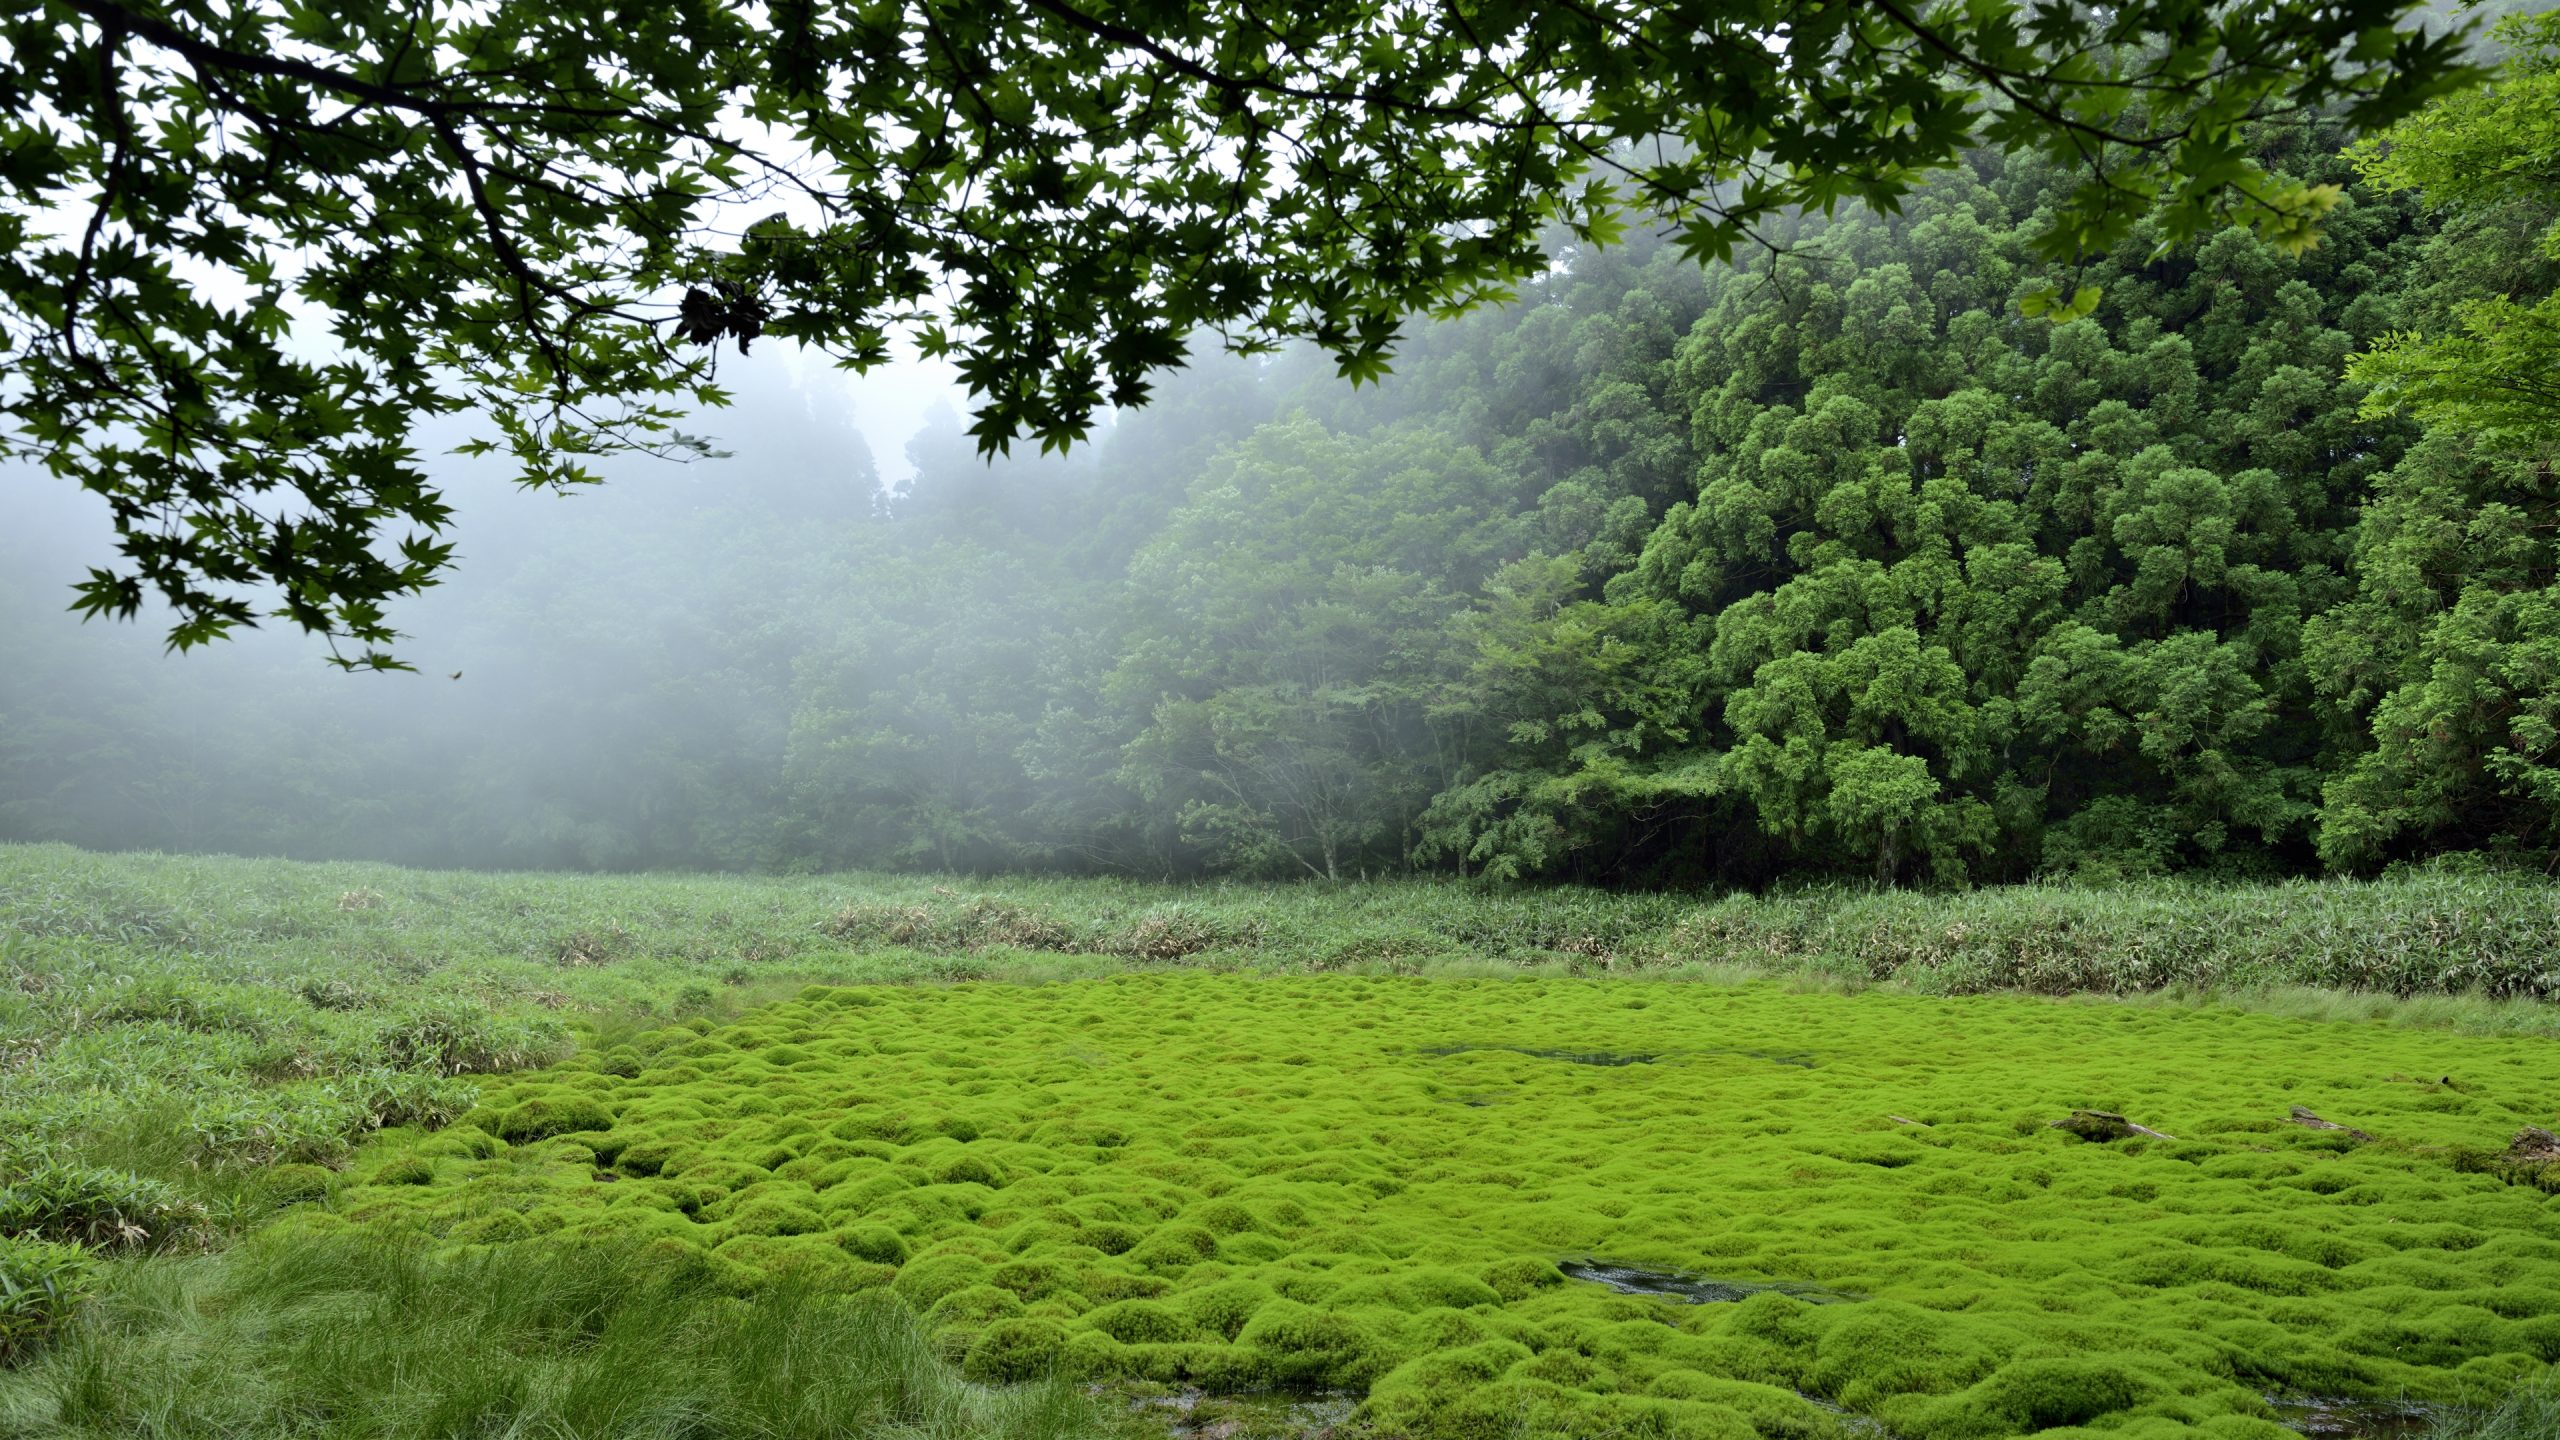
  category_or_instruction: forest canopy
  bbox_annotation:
[5,6,2559,886]
[0,0,2479,665]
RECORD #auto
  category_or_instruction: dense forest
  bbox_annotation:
[5,15,2556,887]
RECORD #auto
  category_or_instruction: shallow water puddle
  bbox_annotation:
[1124,1387,1358,1440]
[1415,1042,1816,1068]
[1415,1044,1660,1066]
[2269,1396,2441,1439]
[1559,1259,1861,1305]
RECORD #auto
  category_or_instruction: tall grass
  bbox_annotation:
[2425,1377,2560,1440]
[0,1233,1120,1440]
[9,843,2559,995]
[8,844,2558,1207]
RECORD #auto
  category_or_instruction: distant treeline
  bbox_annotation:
[4,92,2555,885]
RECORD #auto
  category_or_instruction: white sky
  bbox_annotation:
[771,339,963,491]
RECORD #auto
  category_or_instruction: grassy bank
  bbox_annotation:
[10,843,2560,1003]
[5,843,2559,1435]
[8,843,2559,1201]
[7,844,2559,1232]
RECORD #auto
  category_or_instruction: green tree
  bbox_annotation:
[2308,439,2560,865]
[1415,559,1715,881]
[1431,117,2422,883]
[1107,420,1509,877]
[2308,12,2560,868]
[2346,11,2560,457]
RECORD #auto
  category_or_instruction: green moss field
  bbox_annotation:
[8,847,2560,1438]
[313,975,2560,1439]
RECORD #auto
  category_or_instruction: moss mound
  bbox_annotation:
[325,975,2560,1437]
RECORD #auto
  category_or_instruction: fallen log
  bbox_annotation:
[2052,1109,2175,1143]
[2287,1105,2373,1143]
[2450,1127,2560,1193]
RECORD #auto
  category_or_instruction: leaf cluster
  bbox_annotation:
[1,0,2482,657]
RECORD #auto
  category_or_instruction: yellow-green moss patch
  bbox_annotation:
[324,976,2560,1437]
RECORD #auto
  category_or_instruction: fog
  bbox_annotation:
[4,352,915,869]
[0,318,1336,875]
[0,208,1654,878]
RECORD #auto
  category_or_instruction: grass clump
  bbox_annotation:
[821,899,1077,953]
[2427,1376,2560,1440]
[0,1164,201,1251]
[368,1000,566,1076]
[0,1236,89,1362]
[0,1232,1117,1440]
[312,975,2560,1439]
